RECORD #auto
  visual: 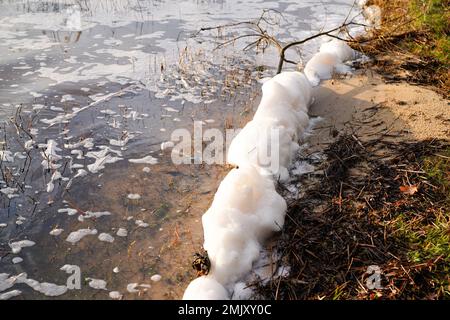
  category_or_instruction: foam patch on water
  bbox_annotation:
[109,291,122,299]
[87,278,107,290]
[128,155,158,165]
[13,273,68,297]
[66,228,98,244]
[9,240,35,254]
[12,257,23,264]
[116,228,127,237]
[78,210,112,222]
[98,233,114,243]
[49,228,64,236]
[150,274,162,282]
[0,187,18,199]
[0,289,22,300]
[0,273,15,292]
[127,194,141,200]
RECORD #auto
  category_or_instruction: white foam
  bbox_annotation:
[0,151,14,162]
[135,220,149,228]
[58,208,78,216]
[128,155,158,165]
[201,165,286,287]
[183,277,229,300]
[40,140,62,170]
[87,278,107,290]
[0,273,15,292]
[98,233,115,243]
[9,240,35,254]
[150,274,162,282]
[304,40,355,86]
[127,194,141,200]
[0,187,18,199]
[231,282,253,300]
[127,283,139,293]
[12,257,23,264]
[14,273,67,297]
[78,211,111,222]
[116,228,128,237]
[0,290,22,300]
[66,228,98,244]
[49,228,64,236]
[161,141,175,150]
[319,39,356,62]
[109,291,123,299]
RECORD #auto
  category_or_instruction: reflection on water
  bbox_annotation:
[0,0,362,299]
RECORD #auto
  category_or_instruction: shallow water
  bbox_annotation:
[0,0,363,299]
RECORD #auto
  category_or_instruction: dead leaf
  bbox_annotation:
[399,184,418,195]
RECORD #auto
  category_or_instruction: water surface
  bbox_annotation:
[0,0,363,299]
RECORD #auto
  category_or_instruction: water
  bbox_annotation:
[0,0,363,299]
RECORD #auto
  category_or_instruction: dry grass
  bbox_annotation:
[353,0,449,97]
[256,134,450,299]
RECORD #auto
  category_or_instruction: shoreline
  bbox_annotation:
[257,68,449,299]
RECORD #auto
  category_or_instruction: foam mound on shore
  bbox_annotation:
[304,39,355,86]
[184,38,358,300]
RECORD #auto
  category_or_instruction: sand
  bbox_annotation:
[309,70,449,147]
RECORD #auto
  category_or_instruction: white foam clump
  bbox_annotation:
[58,207,78,216]
[0,290,22,300]
[78,210,112,222]
[0,150,14,162]
[128,155,158,165]
[116,228,128,237]
[142,167,151,173]
[0,273,15,292]
[74,169,88,178]
[319,39,356,62]
[12,257,23,264]
[49,228,64,236]
[304,39,355,86]
[66,228,98,244]
[203,165,286,286]
[150,274,162,282]
[61,94,75,103]
[87,278,107,290]
[127,193,141,200]
[64,137,94,149]
[228,72,312,180]
[9,240,35,254]
[46,170,61,193]
[14,273,67,297]
[185,72,309,300]
[110,133,134,147]
[40,140,62,170]
[0,187,18,199]
[183,277,229,300]
[127,283,139,293]
[161,141,175,150]
[98,233,115,243]
[185,39,359,300]
[231,282,254,300]
[86,147,123,173]
[135,220,149,228]
[109,291,123,299]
